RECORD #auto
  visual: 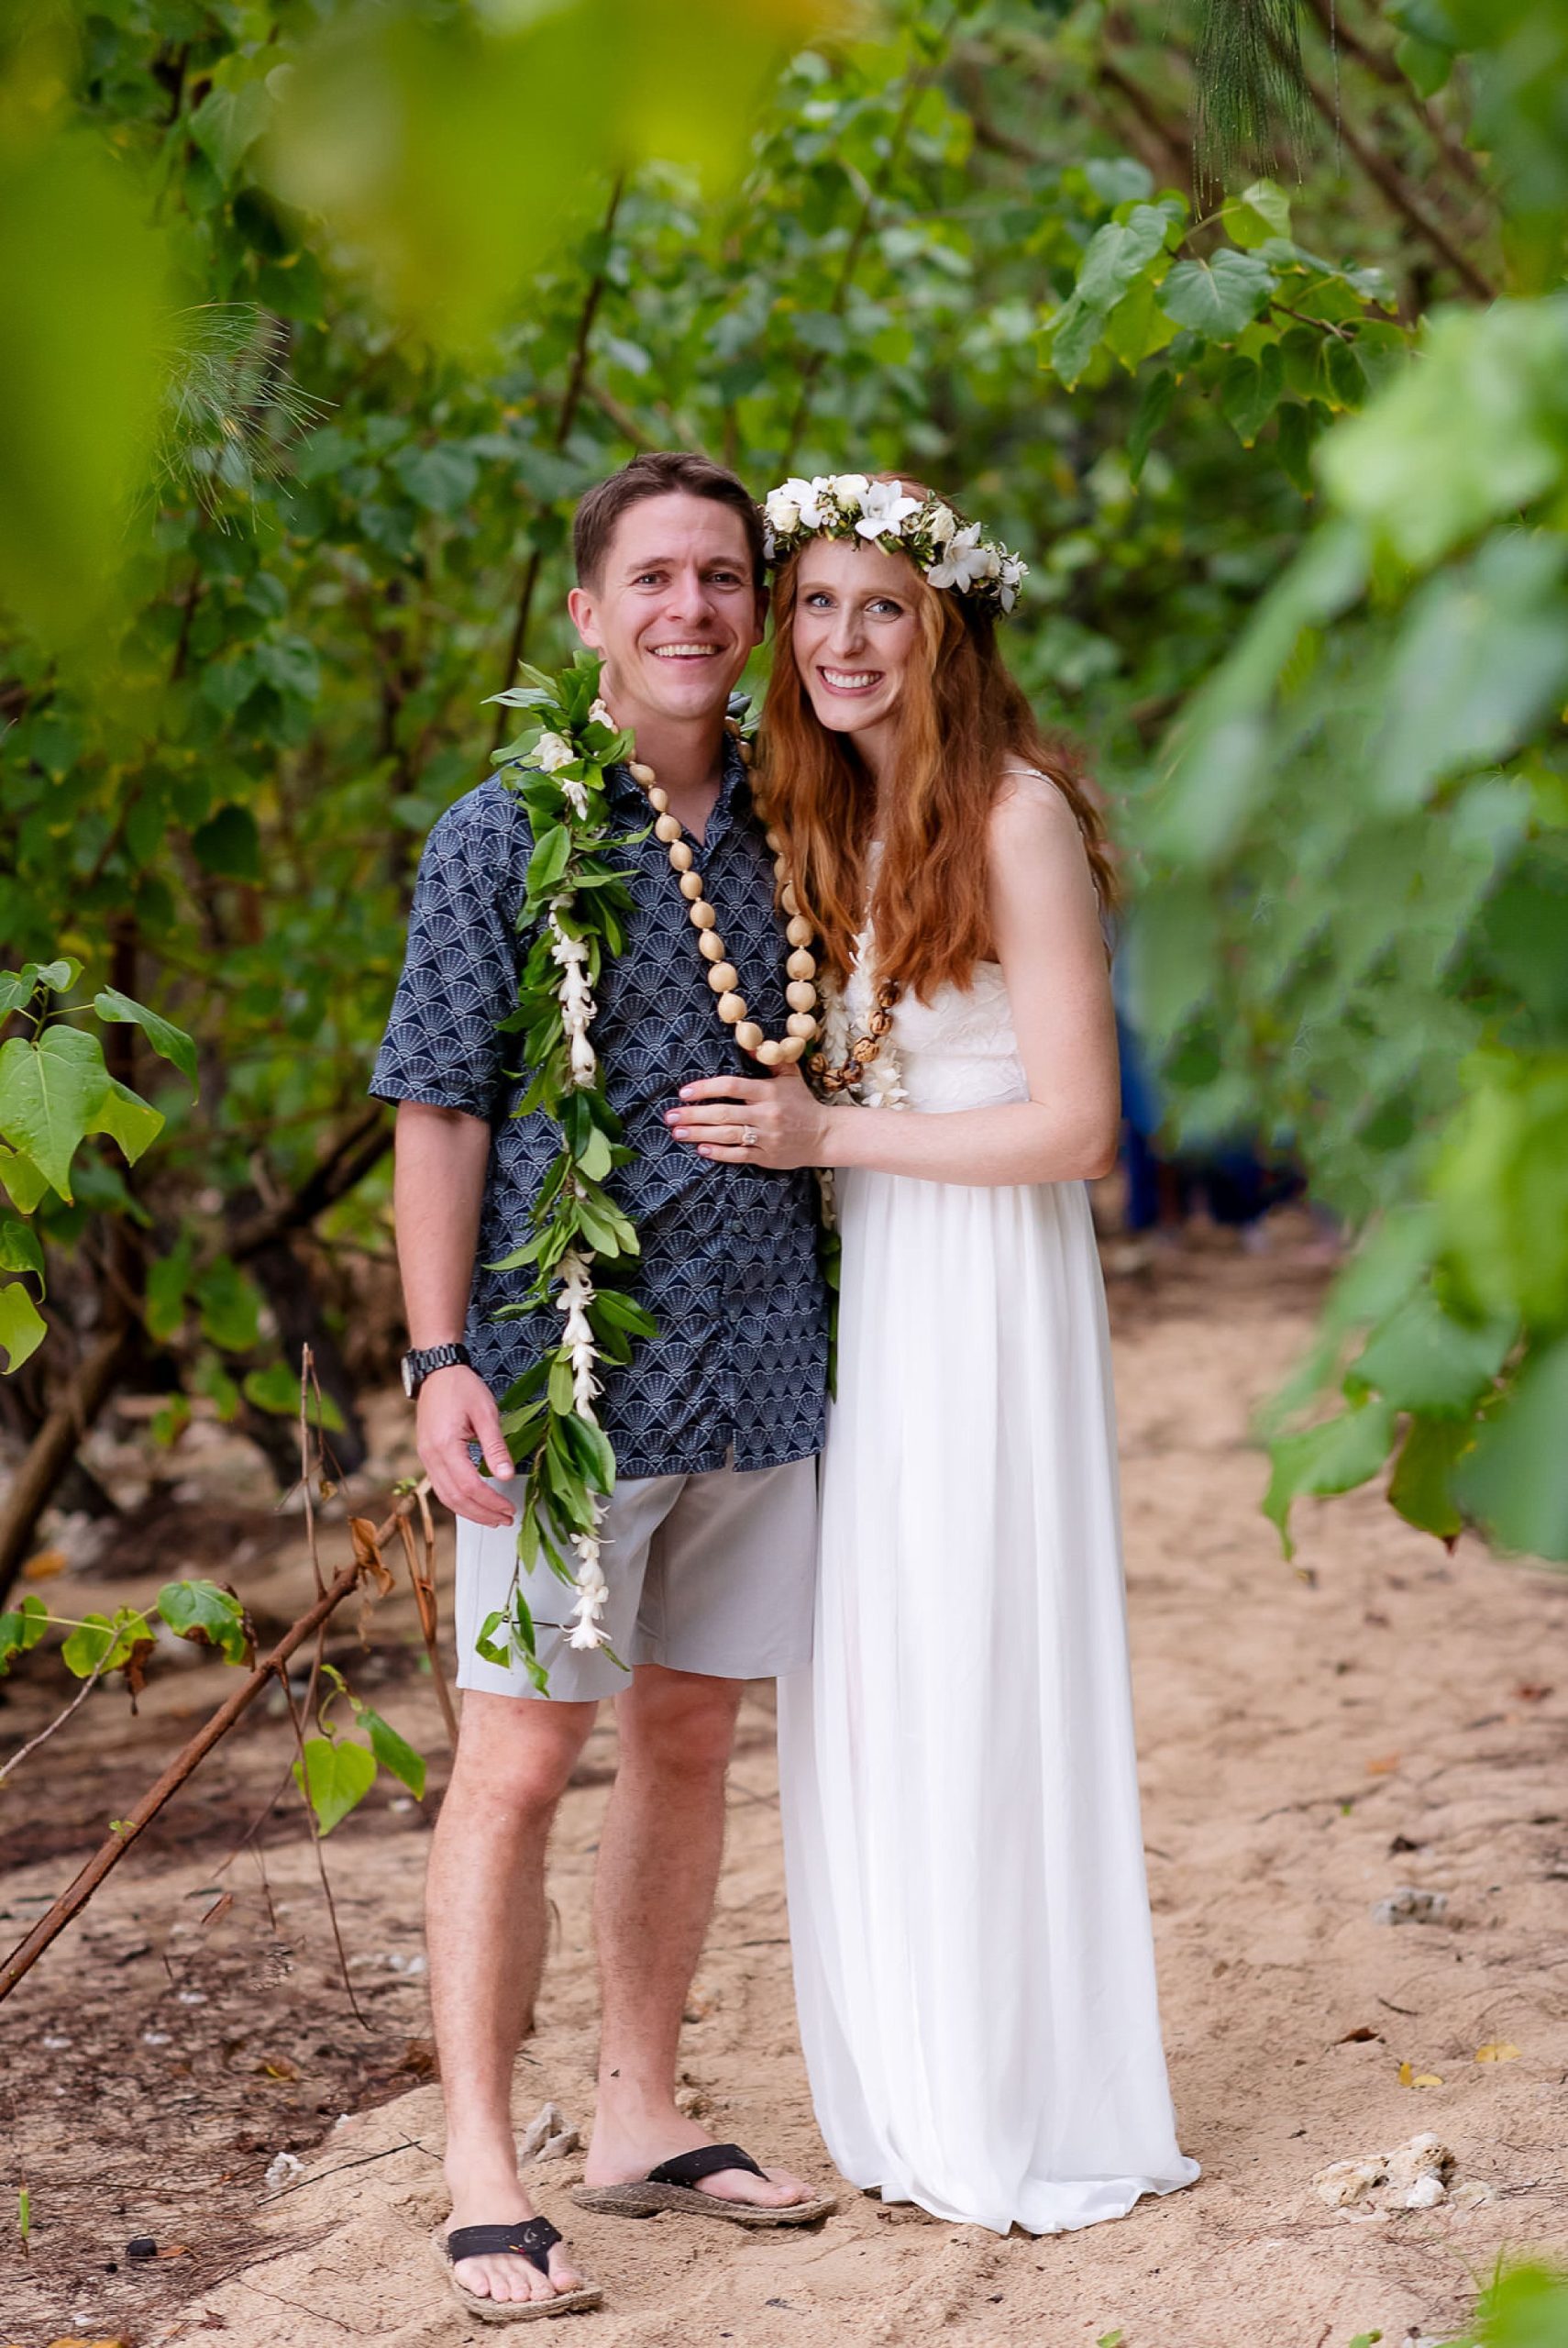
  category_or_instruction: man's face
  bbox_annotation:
[568,492,766,728]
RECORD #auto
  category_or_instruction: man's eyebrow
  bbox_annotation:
[618,549,746,576]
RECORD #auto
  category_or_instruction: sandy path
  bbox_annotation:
[5,1242,1566,2347]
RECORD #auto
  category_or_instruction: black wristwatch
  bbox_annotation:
[402,1342,471,1399]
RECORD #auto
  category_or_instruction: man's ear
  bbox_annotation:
[567,583,602,649]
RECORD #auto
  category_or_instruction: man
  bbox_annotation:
[371,451,832,2315]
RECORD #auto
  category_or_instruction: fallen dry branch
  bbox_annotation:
[0,1479,432,2007]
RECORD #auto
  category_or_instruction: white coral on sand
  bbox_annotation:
[1312,2132,1462,2213]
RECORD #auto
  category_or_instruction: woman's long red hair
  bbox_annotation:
[757,520,1114,1001]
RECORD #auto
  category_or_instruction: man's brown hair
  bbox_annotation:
[572,451,766,591]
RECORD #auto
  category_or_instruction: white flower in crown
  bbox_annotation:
[832,472,870,514]
[927,502,958,548]
[998,553,1027,613]
[766,477,814,536]
[856,478,923,541]
[928,522,997,595]
[535,729,575,772]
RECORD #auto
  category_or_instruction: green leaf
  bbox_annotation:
[1396,34,1452,98]
[1465,2260,1568,2348]
[0,1215,44,1279]
[88,1076,164,1166]
[576,1124,613,1181]
[61,1610,138,1678]
[526,823,573,893]
[1220,345,1284,447]
[1046,205,1173,385]
[1100,273,1176,371]
[475,1608,513,1668]
[194,1257,262,1354]
[192,803,263,882]
[1264,1399,1397,1557]
[1352,1291,1513,1417]
[157,1578,250,1665]
[93,989,199,1090]
[0,1592,48,1673]
[1221,180,1292,249]
[1373,535,1568,810]
[0,1144,53,1215]
[293,1734,379,1836]
[0,1278,47,1372]
[560,1408,616,1493]
[1387,1415,1470,1542]
[242,1362,347,1429]
[0,124,169,645]
[393,442,480,515]
[360,1707,427,1798]
[1456,1338,1568,1562]
[145,1235,193,1343]
[1275,401,1315,493]
[1322,337,1367,412]
[1158,250,1275,338]
[1436,1058,1568,1329]
[189,72,274,184]
[0,1026,111,1199]
[1318,301,1568,567]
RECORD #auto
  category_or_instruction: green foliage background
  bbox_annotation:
[0,0,1563,1575]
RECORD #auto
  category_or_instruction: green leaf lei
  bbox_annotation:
[476,649,657,1689]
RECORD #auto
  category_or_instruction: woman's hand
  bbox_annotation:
[666,1061,829,1169]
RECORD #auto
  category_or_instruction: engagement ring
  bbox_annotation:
[741,1124,759,1148]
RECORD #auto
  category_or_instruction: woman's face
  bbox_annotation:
[790,537,923,744]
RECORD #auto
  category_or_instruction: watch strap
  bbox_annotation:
[403,1341,471,1398]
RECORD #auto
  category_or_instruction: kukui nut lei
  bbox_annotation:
[592,695,900,1093]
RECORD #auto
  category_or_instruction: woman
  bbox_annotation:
[668,474,1198,2235]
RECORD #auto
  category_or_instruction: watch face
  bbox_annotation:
[402,1357,416,1398]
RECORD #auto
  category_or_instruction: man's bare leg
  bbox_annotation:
[582,1664,812,2208]
[428,1689,598,2305]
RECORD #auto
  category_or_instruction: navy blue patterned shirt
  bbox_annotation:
[370,737,828,1478]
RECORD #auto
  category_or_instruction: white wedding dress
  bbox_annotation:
[778,924,1198,2236]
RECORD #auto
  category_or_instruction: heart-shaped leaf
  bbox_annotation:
[0,1026,111,1199]
[293,1734,378,1836]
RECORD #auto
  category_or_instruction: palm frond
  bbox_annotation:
[1191,0,1314,195]
[150,305,331,523]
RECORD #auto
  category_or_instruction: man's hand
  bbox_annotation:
[417,1364,516,1527]
[665,1061,829,1169]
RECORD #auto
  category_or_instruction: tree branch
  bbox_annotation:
[0,1481,430,2004]
[1298,0,1485,192]
[780,7,964,475]
[1288,40,1496,297]
[491,177,624,748]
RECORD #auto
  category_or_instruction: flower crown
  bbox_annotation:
[762,474,1027,614]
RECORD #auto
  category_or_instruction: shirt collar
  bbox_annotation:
[604,731,752,846]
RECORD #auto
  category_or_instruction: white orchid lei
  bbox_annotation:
[475,650,657,1689]
[762,473,1027,614]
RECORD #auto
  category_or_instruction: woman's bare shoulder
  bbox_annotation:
[989,766,1084,855]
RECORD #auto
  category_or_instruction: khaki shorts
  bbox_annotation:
[452,1452,818,1702]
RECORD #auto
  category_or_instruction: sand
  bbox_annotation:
[4,1233,1566,2348]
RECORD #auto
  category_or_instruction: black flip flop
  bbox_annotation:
[571,2143,836,2228]
[434,2217,603,2322]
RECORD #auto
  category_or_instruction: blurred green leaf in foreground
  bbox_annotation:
[1133,0,1568,1565]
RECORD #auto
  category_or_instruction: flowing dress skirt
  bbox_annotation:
[778,1166,1198,2234]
